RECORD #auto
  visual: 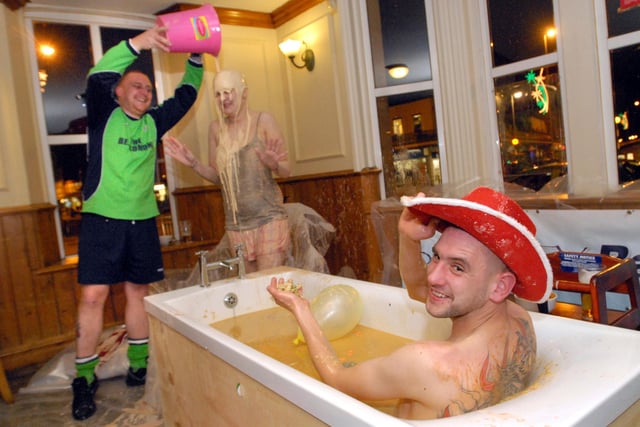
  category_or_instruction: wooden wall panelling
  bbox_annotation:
[1,266,81,370]
[19,211,41,270]
[173,186,225,243]
[32,273,61,340]
[201,189,225,242]
[0,217,19,352]
[358,171,386,282]
[332,171,381,280]
[1,213,39,349]
[337,175,368,278]
[342,176,368,278]
[163,244,206,270]
[51,269,79,336]
[35,206,62,266]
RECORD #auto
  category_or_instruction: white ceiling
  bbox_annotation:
[29,0,289,15]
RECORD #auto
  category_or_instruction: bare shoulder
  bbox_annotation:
[256,111,281,130]
[506,299,536,342]
[257,111,277,123]
[482,301,537,399]
[256,111,285,142]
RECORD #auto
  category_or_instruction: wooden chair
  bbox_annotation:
[157,214,174,237]
[0,357,14,404]
[548,251,640,329]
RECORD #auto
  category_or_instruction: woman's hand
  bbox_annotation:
[164,135,198,168]
[256,138,287,171]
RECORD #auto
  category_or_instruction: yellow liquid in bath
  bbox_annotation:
[212,307,412,415]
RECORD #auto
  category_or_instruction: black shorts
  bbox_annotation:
[78,213,164,285]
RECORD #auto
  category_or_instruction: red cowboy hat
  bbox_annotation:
[402,186,552,303]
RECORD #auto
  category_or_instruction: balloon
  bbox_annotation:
[294,284,363,345]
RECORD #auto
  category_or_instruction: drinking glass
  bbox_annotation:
[179,220,192,243]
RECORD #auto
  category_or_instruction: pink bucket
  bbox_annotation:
[156,4,222,56]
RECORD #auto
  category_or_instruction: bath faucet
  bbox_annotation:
[198,244,246,287]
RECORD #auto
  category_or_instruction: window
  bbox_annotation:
[604,0,640,184]
[494,66,566,191]
[367,0,441,198]
[487,0,567,193]
[28,12,161,257]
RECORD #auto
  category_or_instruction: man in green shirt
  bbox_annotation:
[72,25,203,421]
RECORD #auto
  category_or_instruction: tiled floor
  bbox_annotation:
[0,365,162,426]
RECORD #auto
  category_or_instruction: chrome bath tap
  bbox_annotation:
[198,244,246,287]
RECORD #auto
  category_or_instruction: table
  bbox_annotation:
[551,301,625,324]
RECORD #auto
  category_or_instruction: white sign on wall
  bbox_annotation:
[526,209,640,259]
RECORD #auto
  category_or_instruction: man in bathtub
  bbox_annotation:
[267,186,552,420]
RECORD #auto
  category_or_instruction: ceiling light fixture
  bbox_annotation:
[278,39,315,71]
[386,64,409,79]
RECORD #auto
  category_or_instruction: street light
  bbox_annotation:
[543,28,557,54]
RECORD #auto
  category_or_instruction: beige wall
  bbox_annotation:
[276,3,355,174]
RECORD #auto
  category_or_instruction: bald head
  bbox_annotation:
[214,70,248,118]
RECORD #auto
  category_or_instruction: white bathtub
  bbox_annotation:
[145,266,640,426]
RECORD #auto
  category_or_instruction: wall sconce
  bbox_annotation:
[279,39,315,71]
[386,64,409,79]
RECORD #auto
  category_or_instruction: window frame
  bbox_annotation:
[480,0,570,194]
[595,1,640,189]
[24,7,164,258]
[362,0,447,198]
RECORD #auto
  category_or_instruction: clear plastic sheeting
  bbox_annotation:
[19,325,129,394]
[285,202,335,273]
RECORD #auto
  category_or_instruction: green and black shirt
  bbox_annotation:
[82,40,203,220]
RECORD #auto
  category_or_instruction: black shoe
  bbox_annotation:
[125,367,146,387]
[71,376,99,421]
